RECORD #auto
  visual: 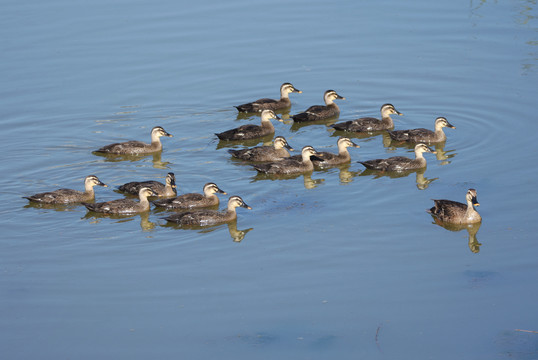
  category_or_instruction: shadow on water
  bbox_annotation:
[430,217,482,253]
[92,151,171,169]
[359,167,437,190]
[82,210,157,232]
[161,219,253,242]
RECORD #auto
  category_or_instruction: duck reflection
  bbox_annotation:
[359,166,437,190]
[92,151,171,169]
[382,132,456,165]
[162,219,253,242]
[251,171,324,189]
[287,115,339,132]
[431,218,482,253]
[82,210,156,232]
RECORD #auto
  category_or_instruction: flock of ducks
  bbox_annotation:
[24,82,481,231]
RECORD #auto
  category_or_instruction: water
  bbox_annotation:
[1,0,537,359]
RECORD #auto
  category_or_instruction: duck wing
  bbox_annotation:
[235,98,278,112]
[164,209,221,226]
[428,200,466,220]
[24,188,81,203]
[118,180,164,195]
[95,140,148,154]
[388,128,432,142]
[216,124,263,140]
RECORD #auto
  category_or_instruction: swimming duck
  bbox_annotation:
[24,175,107,204]
[388,117,455,143]
[427,189,481,224]
[118,172,177,197]
[252,145,321,175]
[235,83,302,113]
[152,182,226,209]
[332,103,402,132]
[308,137,360,167]
[216,110,282,141]
[359,143,436,171]
[163,195,251,226]
[291,90,345,122]
[228,136,294,162]
[94,126,173,155]
[83,187,156,215]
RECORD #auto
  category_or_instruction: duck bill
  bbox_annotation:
[336,95,345,100]
[396,110,403,116]
[472,197,480,206]
[350,141,360,148]
[426,146,436,154]
[218,188,227,195]
[285,144,294,151]
[166,132,173,137]
[293,88,302,93]
[241,202,252,210]
[447,122,456,129]
[98,181,108,187]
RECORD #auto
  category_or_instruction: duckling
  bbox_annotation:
[235,83,302,113]
[83,187,156,215]
[152,182,226,209]
[309,137,360,167]
[253,145,321,175]
[291,90,345,122]
[359,143,436,171]
[163,195,251,226]
[388,117,455,143]
[94,126,173,155]
[118,172,177,197]
[332,103,402,132]
[228,136,294,162]
[427,189,481,224]
[23,175,107,204]
[216,110,282,141]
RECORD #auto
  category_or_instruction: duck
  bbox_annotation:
[152,182,226,209]
[23,175,107,204]
[83,187,156,215]
[216,110,282,141]
[118,172,177,197]
[291,90,345,122]
[427,189,481,224]
[252,145,321,175]
[388,117,455,143]
[93,126,173,155]
[163,195,251,226]
[235,83,302,113]
[358,143,436,171]
[228,136,294,162]
[332,103,402,132]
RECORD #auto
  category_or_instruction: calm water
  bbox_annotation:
[2,0,537,359]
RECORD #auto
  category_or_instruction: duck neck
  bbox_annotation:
[280,89,291,100]
[165,183,176,196]
[138,194,151,209]
[381,114,394,127]
[150,135,163,150]
[434,126,447,141]
[337,145,350,158]
[261,119,275,132]
[465,200,481,221]
[84,183,96,196]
